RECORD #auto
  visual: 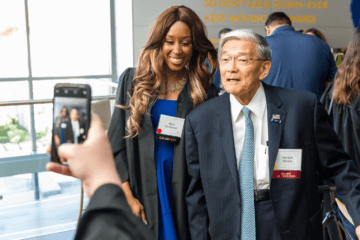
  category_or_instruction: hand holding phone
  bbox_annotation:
[47,113,122,198]
[51,83,91,164]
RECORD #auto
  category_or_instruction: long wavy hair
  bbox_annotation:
[333,27,360,105]
[56,107,69,128]
[120,5,218,138]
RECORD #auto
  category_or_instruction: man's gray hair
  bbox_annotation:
[218,29,272,62]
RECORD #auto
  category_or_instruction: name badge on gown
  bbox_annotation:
[272,149,302,179]
[156,115,185,143]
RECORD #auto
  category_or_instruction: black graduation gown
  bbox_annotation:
[107,68,218,240]
[321,83,360,168]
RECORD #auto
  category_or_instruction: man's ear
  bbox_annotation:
[265,26,271,36]
[259,61,271,80]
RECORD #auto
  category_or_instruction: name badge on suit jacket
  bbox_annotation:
[156,115,185,143]
[272,149,302,179]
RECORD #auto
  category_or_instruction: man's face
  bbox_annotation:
[219,39,271,104]
[70,110,79,121]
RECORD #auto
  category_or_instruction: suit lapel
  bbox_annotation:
[214,93,240,195]
[263,83,287,184]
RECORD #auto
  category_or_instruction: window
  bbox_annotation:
[0,0,133,238]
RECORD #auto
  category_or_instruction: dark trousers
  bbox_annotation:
[255,199,281,240]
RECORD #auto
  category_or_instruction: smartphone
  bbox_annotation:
[51,83,91,164]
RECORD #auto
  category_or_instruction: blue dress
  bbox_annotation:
[150,99,178,240]
[60,120,66,144]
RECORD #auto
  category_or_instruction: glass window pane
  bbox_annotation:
[0,0,29,78]
[39,172,89,204]
[0,81,29,102]
[0,105,33,157]
[0,81,33,157]
[33,78,113,100]
[28,0,111,77]
[34,103,52,154]
[0,82,32,157]
[0,172,89,238]
[0,173,35,207]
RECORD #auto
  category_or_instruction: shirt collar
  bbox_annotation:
[230,82,266,123]
[271,25,295,36]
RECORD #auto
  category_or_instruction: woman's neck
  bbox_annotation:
[164,68,185,84]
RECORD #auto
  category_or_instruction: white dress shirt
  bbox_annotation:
[230,82,270,190]
[71,120,80,137]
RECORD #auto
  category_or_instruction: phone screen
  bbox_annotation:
[51,84,91,163]
[53,97,88,145]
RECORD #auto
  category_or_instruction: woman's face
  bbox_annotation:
[162,21,193,74]
[305,32,316,37]
[60,108,68,117]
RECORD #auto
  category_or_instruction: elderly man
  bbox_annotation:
[63,108,86,144]
[185,29,360,239]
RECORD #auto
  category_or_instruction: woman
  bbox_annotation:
[321,27,360,239]
[108,5,218,240]
[54,106,69,146]
[303,28,327,43]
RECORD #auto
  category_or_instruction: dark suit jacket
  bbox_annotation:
[185,83,360,240]
[75,184,155,240]
[107,68,218,240]
[59,120,86,144]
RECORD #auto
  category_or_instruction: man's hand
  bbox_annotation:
[46,113,122,199]
[356,225,360,240]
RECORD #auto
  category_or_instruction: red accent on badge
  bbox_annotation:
[272,171,301,179]
[157,129,162,134]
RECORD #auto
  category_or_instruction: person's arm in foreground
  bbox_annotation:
[46,114,155,240]
[313,101,360,239]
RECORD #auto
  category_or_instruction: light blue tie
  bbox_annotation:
[240,107,256,239]
[73,130,78,144]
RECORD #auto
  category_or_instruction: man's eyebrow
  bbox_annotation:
[221,51,249,56]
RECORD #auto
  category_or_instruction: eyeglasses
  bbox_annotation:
[219,55,266,66]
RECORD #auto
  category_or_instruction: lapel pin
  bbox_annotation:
[271,114,281,123]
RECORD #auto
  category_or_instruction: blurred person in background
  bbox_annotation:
[206,27,232,94]
[264,12,337,99]
[322,27,360,172]
[303,28,328,43]
[54,106,69,146]
[107,5,218,240]
[321,27,360,240]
